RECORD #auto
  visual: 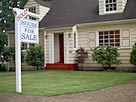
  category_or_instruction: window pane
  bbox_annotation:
[22,43,27,50]
[99,40,103,43]
[29,44,35,48]
[113,0,116,2]
[106,0,108,3]
[99,36,103,39]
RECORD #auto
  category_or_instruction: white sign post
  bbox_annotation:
[13,8,40,93]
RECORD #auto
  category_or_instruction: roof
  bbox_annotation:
[35,0,51,8]
[40,0,136,29]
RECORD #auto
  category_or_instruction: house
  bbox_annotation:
[8,0,136,71]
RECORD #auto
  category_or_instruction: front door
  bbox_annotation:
[54,33,64,63]
[59,34,64,63]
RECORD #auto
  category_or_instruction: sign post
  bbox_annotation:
[13,8,40,93]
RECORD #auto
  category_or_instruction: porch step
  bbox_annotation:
[46,63,78,70]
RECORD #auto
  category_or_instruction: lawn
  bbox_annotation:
[0,70,136,96]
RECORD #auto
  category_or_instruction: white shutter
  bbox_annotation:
[121,29,130,48]
[88,32,96,48]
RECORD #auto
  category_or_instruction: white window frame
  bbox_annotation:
[21,43,35,51]
[73,32,78,50]
[104,0,118,14]
[97,29,121,47]
[29,6,36,20]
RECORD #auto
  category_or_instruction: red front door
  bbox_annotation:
[59,34,64,63]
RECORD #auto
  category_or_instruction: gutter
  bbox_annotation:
[76,19,136,27]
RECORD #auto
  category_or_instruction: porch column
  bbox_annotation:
[48,33,54,63]
[64,32,69,63]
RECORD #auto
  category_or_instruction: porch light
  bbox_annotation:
[45,35,48,39]
[68,33,72,38]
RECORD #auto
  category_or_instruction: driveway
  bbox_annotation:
[0,80,136,102]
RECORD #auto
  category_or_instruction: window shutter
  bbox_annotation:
[88,32,96,48]
[121,29,130,48]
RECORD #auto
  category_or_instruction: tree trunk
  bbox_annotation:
[36,66,38,70]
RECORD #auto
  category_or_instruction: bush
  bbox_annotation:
[130,42,136,65]
[76,47,88,70]
[92,45,120,70]
[2,46,11,62]
[0,61,8,71]
[25,46,44,70]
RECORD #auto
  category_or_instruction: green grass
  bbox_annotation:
[0,70,136,96]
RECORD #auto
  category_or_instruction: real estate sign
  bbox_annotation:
[13,8,40,93]
[20,19,39,44]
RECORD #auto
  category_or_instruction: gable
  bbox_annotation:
[24,0,39,8]
[24,0,50,21]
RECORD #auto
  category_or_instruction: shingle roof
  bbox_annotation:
[35,0,51,8]
[40,0,136,29]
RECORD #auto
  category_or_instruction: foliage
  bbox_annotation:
[0,0,14,33]
[92,45,120,70]
[76,47,88,70]
[25,46,44,70]
[2,46,24,63]
[130,42,136,65]
[0,34,7,56]
[2,46,11,61]
[0,61,8,71]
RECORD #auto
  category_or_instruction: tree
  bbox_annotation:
[0,34,7,57]
[130,42,136,65]
[25,46,44,70]
[76,47,88,70]
[92,45,120,70]
[0,0,14,33]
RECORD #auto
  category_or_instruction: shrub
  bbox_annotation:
[92,45,120,70]
[76,47,88,70]
[130,42,136,65]
[2,46,11,62]
[0,61,8,71]
[25,46,44,70]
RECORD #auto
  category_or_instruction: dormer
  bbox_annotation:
[99,0,127,15]
[24,0,51,21]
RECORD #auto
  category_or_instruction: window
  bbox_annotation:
[73,32,78,49]
[105,0,117,12]
[22,43,27,50]
[29,7,36,20]
[21,43,35,50]
[99,30,120,47]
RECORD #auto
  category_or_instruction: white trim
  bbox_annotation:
[65,32,69,63]
[51,33,54,63]
[103,0,118,14]
[41,27,72,31]
[72,25,78,51]
[48,33,51,63]
[76,19,136,28]
[96,31,99,47]
[44,30,46,67]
